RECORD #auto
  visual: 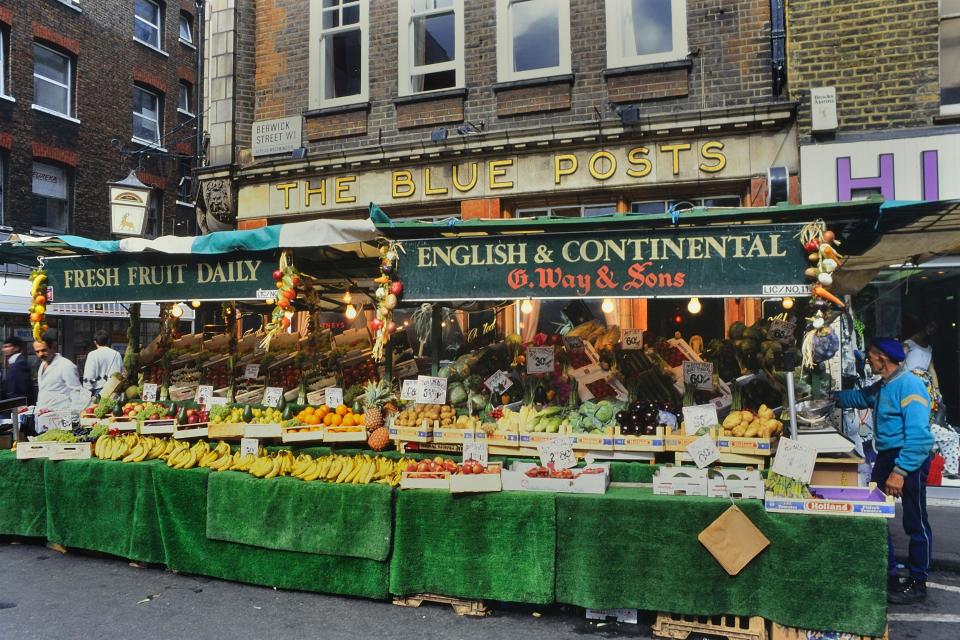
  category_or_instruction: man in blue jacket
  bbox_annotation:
[836,337,934,604]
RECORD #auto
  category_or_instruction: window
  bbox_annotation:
[33,44,73,117]
[179,12,194,45]
[516,204,616,218]
[31,162,70,233]
[496,0,570,81]
[135,0,163,50]
[629,195,741,214]
[0,153,6,224]
[178,81,193,114]
[606,0,688,68]
[133,85,162,144]
[0,27,8,98]
[309,0,369,108]
[398,0,464,95]
[941,1,960,114]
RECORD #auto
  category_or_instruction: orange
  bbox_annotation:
[318,406,329,417]
[329,414,342,427]
[304,406,315,415]
[354,413,364,425]
[323,413,334,426]
[342,414,354,427]
[336,404,349,416]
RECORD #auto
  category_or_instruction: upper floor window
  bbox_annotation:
[517,204,617,218]
[630,196,741,215]
[496,0,570,82]
[31,161,71,233]
[0,27,8,98]
[135,0,163,50]
[33,44,73,118]
[398,0,464,96]
[0,152,6,225]
[179,12,194,45]
[178,80,193,115]
[606,0,688,68]
[133,85,162,145]
[309,0,368,108]
[941,0,960,114]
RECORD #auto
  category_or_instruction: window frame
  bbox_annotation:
[132,84,163,146]
[177,80,193,115]
[30,161,72,234]
[309,0,370,109]
[0,152,6,225]
[496,0,571,82]
[134,0,164,52]
[397,0,465,97]
[940,5,960,115]
[32,43,74,118]
[179,12,194,46]
[0,27,7,99]
[605,0,688,69]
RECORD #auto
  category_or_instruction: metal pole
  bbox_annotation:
[783,349,799,439]
[431,304,442,376]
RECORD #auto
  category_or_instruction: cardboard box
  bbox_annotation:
[502,462,610,494]
[48,442,93,460]
[207,422,246,439]
[570,432,615,451]
[244,423,282,439]
[708,467,765,499]
[16,442,52,459]
[811,460,864,487]
[141,418,177,435]
[400,471,450,490]
[449,465,502,493]
[323,426,367,442]
[174,425,209,440]
[432,427,476,444]
[718,435,778,456]
[770,622,888,640]
[764,483,895,518]
[665,428,717,452]
[613,427,666,452]
[653,465,709,496]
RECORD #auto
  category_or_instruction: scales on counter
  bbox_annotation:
[790,399,858,454]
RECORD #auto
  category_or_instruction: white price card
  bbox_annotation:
[141,383,158,402]
[771,437,818,484]
[400,379,420,402]
[262,386,284,408]
[683,361,715,391]
[324,387,344,409]
[244,364,261,380]
[195,385,214,406]
[768,319,797,345]
[483,370,513,394]
[563,336,585,352]
[537,437,576,470]
[526,346,555,374]
[682,404,719,435]
[205,396,228,408]
[240,438,259,458]
[621,329,644,350]
[36,412,71,433]
[415,375,447,405]
[687,433,721,469]
[462,442,489,466]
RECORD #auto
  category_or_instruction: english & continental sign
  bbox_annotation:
[43,251,279,303]
[396,224,809,300]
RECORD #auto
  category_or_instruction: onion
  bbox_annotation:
[817,272,833,286]
[805,267,819,279]
[812,316,825,329]
[822,230,835,244]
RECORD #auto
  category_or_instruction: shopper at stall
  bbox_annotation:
[2,336,34,404]
[835,337,934,605]
[34,331,90,417]
[82,330,124,398]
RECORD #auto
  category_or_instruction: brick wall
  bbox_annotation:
[0,0,197,237]
[787,0,940,135]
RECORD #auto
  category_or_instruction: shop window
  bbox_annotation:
[135,0,164,51]
[941,1,960,114]
[398,0,464,96]
[630,196,741,214]
[31,161,71,233]
[33,43,74,118]
[496,0,570,82]
[605,0,688,69]
[178,80,193,115]
[310,0,368,108]
[133,85,162,145]
[179,12,194,46]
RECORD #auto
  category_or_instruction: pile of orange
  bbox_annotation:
[295,404,364,430]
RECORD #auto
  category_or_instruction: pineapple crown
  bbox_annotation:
[362,379,395,409]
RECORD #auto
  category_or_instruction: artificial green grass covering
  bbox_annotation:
[0,451,47,537]
[43,458,166,564]
[391,489,556,604]
[206,471,393,561]
[152,464,389,599]
[554,486,887,637]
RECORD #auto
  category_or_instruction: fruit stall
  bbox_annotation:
[3,199,942,638]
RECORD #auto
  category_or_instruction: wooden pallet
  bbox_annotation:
[653,612,767,640]
[392,593,489,617]
[770,622,888,640]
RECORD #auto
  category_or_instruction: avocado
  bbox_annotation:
[242,404,254,423]
[282,404,293,421]
[176,406,188,425]
[112,400,124,418]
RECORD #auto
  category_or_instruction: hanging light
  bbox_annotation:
[343,290,352,304]
[520,299,533,315]
[170,303,184,318]
[190,299,201,309]
[265,297,275,305]
[601,298,615,314]
[345,304,358,319]
[782,296,795,310]
[687,297,702,314]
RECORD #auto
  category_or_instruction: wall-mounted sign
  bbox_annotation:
[108,171,153,237]
[252,116,303,157]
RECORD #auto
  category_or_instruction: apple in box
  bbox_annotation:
[405,457,458,474]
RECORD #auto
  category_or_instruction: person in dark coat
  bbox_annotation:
[2,336,34,404]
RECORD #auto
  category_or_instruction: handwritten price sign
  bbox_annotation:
[324,387,344,409]
[462,442,489,466]
[683,361,715,391]
[682,404,719,435]
[768,319,797,345]
[262,386,284,408]
[772,438,817,483]
[526,346,555,374]
[205,396,228,408]
[244,364,261,380]
[415,376,447,405]
[195,385,214,406]
[141,383,158,402]
[483,370,513,394]
[622,329,644,350]
[537,437,576,470]
[400,379,419,402]
[563,336,585,352]
[687,433,721,469]
[240,438,259,458]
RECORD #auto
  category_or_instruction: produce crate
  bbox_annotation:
[570,432,615,451]
[653,465,710,497]
[764,483,895,518]
[653,612,767,640]
[613,426,666,452]
[323,426,367,442]
[281,428,325,444]
[400,471,451,490]
[708,467,765,499]
[665,427,718,452]
[207,422,246,439]
[390,419,434,443]
[140,418,177,435]
[109,418,138,432]
[449,464,502,493]
[718,435,778,456]
[482,427,519,447]
[79,414,100,427]
[174,424,209,440]
[48,442,93,460]
[770,622,888,640]
[674,451,768,469]
[244,423,282,439]
[169,385,198,402]
[16,442,52,459]
[502,462,610,494]
[432,427,478,444]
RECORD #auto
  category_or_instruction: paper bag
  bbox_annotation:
[698,505,769,576]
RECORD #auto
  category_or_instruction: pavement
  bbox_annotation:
[892,489,960,572]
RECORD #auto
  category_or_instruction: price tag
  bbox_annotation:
[415,376,447,405]
[324,387,344,409]
[682,404,719,435]
[240,438,259,458]
[483,370,513,394]
[536,437,576,470]
[563,336,585,352]
[622,329,644,350]
[400,379,419,402]
[687,433,721,469]
[141,383,158,402]
[205,396,228,408]
[462,442,489,466]
[683,361,715,391]
[195,385,214,406]
[768,319,797,345]
[262,386,284,408]
[244,364,261,380]
[36,413,71,433]
[526,346,555,374]
[771,438,817,483]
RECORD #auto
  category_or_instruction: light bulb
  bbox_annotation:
[782,296,794,310]
[170,303,184,318]
[345,304,357,319]
[343,290,352,304]
[266,297,275,305]
[520,299,533,315]
[601,298,615,314]
[687,297,702,315]
[190,299,201,309]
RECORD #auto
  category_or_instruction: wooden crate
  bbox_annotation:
[392,593,488,617]
[653,612,767,640]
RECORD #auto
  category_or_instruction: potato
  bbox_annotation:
[722,414,740,429]
[745,426,759,438]
[733,426,746,437]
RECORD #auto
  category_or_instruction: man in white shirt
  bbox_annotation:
[82,330,124,398]
[34,331,90,417]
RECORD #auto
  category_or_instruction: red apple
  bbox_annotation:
[443,460,457,472]
[406,462,419,472]
[369,318,383,332]
[472,462,485,475]
[389,281,403,297]
[272,269,283,281]
[416,461,430,473]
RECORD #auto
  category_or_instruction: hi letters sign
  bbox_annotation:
[397,224,808,300]
[43,250,279,303]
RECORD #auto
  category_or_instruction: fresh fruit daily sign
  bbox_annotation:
[396,224,809,300]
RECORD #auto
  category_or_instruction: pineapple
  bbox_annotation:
[362,379,395,432]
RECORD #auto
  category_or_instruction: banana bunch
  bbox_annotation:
[120,435,168,463]
[94,433,141,461]
[764,471,813,499]
[28,270,48,341]
[165,439,210,470]
[248,450,295,479]
[198,441,232,468]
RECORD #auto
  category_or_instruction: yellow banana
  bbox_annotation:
[263,457,281,479]
[336,458,356,483]
[349,458,368,484]
[301,460,322,481]
[249,456,272,477]
[316,458,332,480]
[326,458,343,480]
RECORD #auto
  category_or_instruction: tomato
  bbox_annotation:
[283,289,296,300]
[803,239,820,252]
[280,316,291,329]
[272,269,283,281]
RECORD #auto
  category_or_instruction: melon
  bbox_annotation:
[125,385,141,400]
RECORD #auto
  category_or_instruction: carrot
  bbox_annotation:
[812,285,845,308]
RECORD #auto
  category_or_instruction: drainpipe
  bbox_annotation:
[770,0,787,97]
